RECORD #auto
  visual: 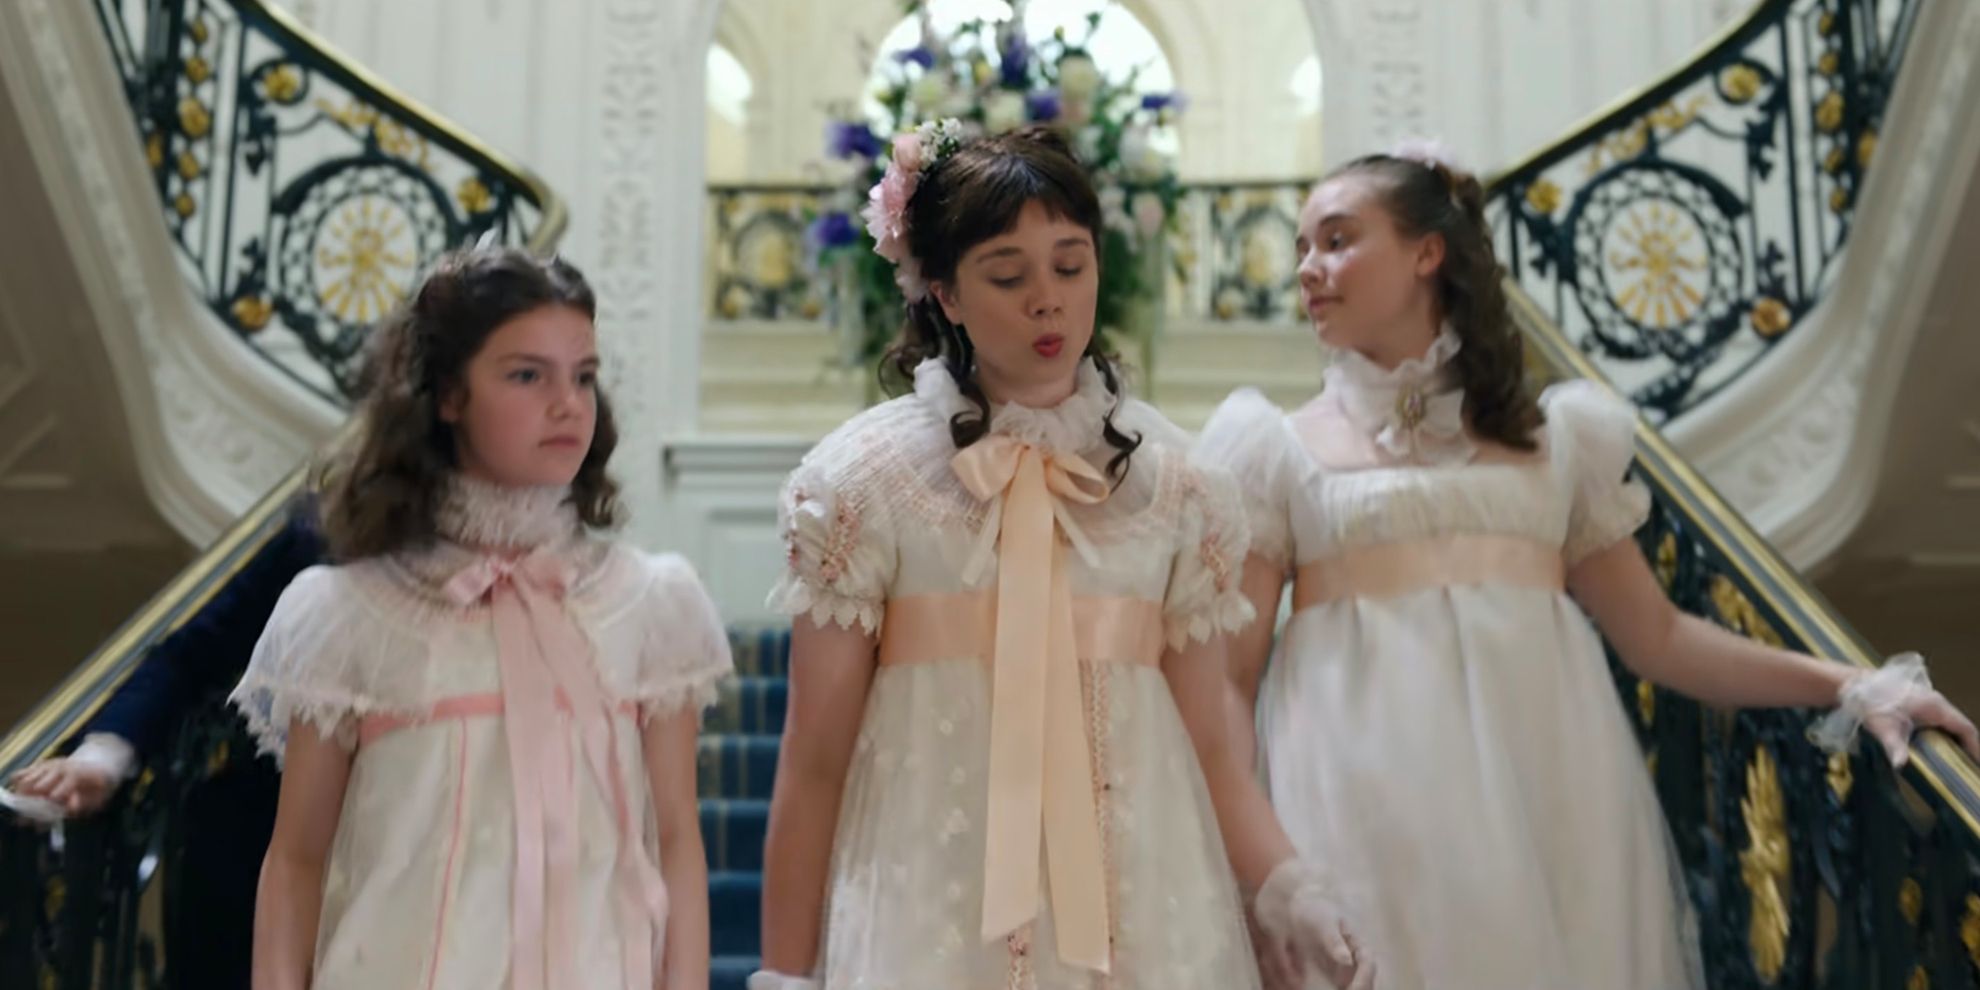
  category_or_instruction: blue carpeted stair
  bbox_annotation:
[704,628,792,989]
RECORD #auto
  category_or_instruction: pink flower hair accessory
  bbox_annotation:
[861,118,966,303]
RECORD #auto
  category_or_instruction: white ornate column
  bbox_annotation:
[577,0,708,548]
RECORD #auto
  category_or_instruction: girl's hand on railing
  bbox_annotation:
[4,733,135,818]
[8,759,117,817]
[1811,653,1980,768]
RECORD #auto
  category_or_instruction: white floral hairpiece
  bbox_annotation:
[861,118,966,303]
[1387,136,1464,176]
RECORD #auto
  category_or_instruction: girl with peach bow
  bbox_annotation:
[750,125,1376,990]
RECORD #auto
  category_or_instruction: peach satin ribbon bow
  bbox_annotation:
[950,435,1114,972]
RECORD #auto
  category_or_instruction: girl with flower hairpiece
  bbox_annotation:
[1196,141,1980,989]
[748,123,1376,990]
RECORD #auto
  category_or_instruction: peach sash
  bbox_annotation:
[1292,533,1565,609]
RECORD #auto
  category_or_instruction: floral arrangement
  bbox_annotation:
[807,0,1184,371]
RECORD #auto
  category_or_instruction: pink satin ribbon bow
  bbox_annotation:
[950,435,1115,972]
[443,550,669,989]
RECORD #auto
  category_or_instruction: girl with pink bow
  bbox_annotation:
[232,247,732,990]
[750,124,1374,990]
[1198,143,1980,989]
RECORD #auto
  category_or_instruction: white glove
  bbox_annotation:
[68,734,138,781]
[4,733,137,822]
[1252,858,1376,990]
[745,971,819,990]
[0,785,65,826]
[1809,654,1980,769]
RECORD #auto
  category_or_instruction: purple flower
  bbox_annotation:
[999,34,1031,87]
[807,211,860,250]
[892,46,937,69]
[1140,92,1186,112]
[1026,89,1061,122]
[825,121,884,160]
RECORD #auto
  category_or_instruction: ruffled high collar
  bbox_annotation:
[432,473,579,551]
[913,357,1118,454]
[1322,326,1477,467]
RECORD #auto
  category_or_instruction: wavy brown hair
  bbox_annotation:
[880,125,1142,482]
[318,247,620,560]
[1327,153,1545,450]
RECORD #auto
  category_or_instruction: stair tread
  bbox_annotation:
[704,629,789,963]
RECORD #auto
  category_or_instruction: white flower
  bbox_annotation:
[1389,136,1464,173]
[1100,185,1133,235]
[1100,198,1132,236]
[1074,126,1104,164]
[1120,124,1149,160]
[984,90,1026,134]
[1058,54,1101,101]
[1119,124,1168,181]
[916,117,966,155]
[910,71,951,110]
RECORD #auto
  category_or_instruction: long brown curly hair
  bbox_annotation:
[318,247,620,560]
[1326,153,1545,450]
[880,125,1142,482]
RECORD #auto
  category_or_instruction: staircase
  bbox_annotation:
[701,628,790,986]
[8,0,1980,987]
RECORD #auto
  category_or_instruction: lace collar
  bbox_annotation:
[912,357,1117,454]
[1321,326,1476,467]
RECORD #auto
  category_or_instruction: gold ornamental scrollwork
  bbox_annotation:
[1710,576,1785,647]
[1740,744,1791,982]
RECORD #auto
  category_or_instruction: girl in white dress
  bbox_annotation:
[748,124,1373,990]
[231,248,732,990]
[1198,144,1980,990]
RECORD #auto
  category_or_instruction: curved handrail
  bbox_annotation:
[1511,283,1980,985]
[1485,0,1919,422]
[1511,283,1980,831]
[90,0,568,400]
[0,468,306,777]
[1483,12,1980,977]
[234,0,568,252]
[1486,0,1788,186]
[3,3,567,982]
[3,0,574,773]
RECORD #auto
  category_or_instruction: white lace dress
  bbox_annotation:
[1199,378,1704,990]
[230,478,733,990]
[770,359,1263,989]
